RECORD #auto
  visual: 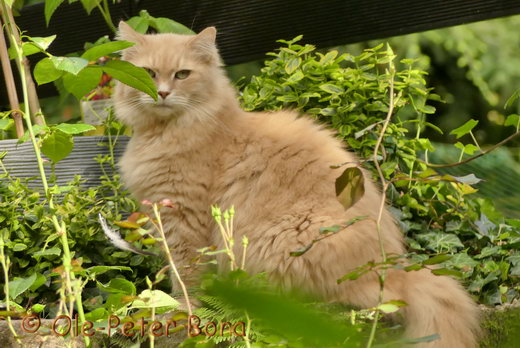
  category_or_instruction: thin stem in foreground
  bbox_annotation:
[365,56,397,348]
[151,203,193,318]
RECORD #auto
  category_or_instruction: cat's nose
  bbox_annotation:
[158,91,171,99]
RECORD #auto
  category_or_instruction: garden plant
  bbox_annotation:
[0,1,520,347]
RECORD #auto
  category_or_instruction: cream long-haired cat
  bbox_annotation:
[114,22,479,347]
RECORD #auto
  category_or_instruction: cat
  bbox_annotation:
[113,21,480,347]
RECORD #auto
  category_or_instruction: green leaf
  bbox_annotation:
[101,60,157,100]
[422,254,452,265]
[30,304,46,313]
[13,243,27,251]
[86,266,132,276]
[319,225,341,234]
[4,0,14,8]
[0,119,13,131]
[30,35,57,51]
[286,70,304,83]
[44,0,65,25]
[79,0,101,14]
[149,18,195,35]
[50,56,89,75]
[454,142,479,155]
[33,247,61,258]
[285,57,301,74]
[504,114,520,129]
[431,268,463,278]
[505,89,520,109]
[127,16,149,33]
[41,130,74,163]
[85,307,108,321]
[417,233,464,252]
[34,57,64,85]
[335,167,365,210]
[81,41,135,62]
[130,289,179,310]
[62,67,103,99]
[55,123,96,135]
[9,273,37,299]
[29,274,47,292]
[97,278,136,296]
[450,119,479,139]
[319,84,344,94]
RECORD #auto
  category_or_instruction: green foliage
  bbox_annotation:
[0,133,164,316]
[239,38,520,305]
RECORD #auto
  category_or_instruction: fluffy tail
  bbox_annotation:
[399,269,480,348]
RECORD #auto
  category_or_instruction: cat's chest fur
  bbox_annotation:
[119,128,217,212]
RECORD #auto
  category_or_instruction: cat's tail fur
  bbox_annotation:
[397,269,480,348]
[339,268,480,348]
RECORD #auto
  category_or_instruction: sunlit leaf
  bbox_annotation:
[41,130,74,163]
[450,119,479,139]
[335,167,365,210]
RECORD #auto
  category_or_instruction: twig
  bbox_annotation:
[421,130,520,168]
[366,54,398,348]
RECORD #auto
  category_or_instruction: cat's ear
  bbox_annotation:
[188,27,221,65]
[116,21,145,44]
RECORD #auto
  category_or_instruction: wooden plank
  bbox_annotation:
[2,0,520,102]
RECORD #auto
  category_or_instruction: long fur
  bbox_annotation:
[113,22,480,347]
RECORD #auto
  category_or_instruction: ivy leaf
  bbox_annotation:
[335,167,365,210]
[50,56,89,75]
[9,273,37,299]
[55,123,96,135]
[81,41,135,62]
[101,60,158,100]
[450,119,479,139]
[416,232,464,252]
[34,57,64,84]
[41,130,74,163]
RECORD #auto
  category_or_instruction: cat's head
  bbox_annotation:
[114,21,230,129]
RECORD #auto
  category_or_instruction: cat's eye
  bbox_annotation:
[175,70,191,80]
[144,68,156,78]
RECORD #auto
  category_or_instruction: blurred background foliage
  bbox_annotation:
[3,10,520,219]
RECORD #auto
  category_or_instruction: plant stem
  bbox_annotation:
[0,238,21,345]
[96,0,117,33]
[2,5,90,346]
[4,7,45,126]
[152,203,193,317]
[422,130,520,168]
[366,59,397,348]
